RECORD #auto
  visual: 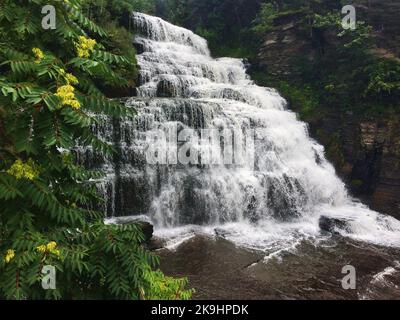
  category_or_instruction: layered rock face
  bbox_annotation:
[258,0,400,75]
[257,11,315,77]
[317,114,400,220]
[362,0,400,57]
[256,1,400,219]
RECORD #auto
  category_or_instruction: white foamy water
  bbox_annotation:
[102,12,400,252]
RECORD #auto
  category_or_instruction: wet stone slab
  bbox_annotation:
[158,235,400,300]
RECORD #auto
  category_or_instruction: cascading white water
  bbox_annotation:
[103,12,400,251]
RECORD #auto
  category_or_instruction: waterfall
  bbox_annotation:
[97,12,400,250]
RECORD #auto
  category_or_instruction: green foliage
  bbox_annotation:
[251,3,277,36]
[84,0,156,18]
[250,1,400,116]
[278,82,319,120]
[365,59,400,96]
[156,0,263,58]
[309,10,400,112]
[251,70,319,121]
[81,0,157,93]
[156,0,189,26]
[142,270,194,300]
[0,0,192,300]
[314,12,373,53]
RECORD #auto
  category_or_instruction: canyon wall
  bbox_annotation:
[255,0,400,218]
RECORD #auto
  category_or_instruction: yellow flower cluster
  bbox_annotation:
[32,48,44,63]
[59,69,79,85]
[55,84,81,109]
[47,241,57,251]
[36,245,47,253]
[4,249,15,264]
[65,73,79,85]
[75,36,96,58]
[7,159,39,180]
[36,241,60,257]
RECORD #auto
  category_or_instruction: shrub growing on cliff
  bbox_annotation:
[0,0,192,300]
[311,11,400,109]
[251,2,277,36]
[365,59,400,97]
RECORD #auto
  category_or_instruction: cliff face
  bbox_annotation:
[255,1,400,219]
[312,110,400,219]
[257,11,315,77]
[360,0,400,57]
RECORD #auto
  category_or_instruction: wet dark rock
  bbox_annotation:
[158,235,400,300]
[242,58,251,71]
[308,111,400,220]
[319,215,352,234]
[106,216,154,242]
[146,237,166,251]
[214,228,229,238]
[156,79,177,97]
[134,41,145,54]
[138,222,154,242]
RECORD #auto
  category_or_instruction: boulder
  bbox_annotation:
[134,41,145,54]
[147,237,165,251]
[214,228,230,238]
[319,215,352,235]
[105,215,153,242]
[156,79,177,97]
